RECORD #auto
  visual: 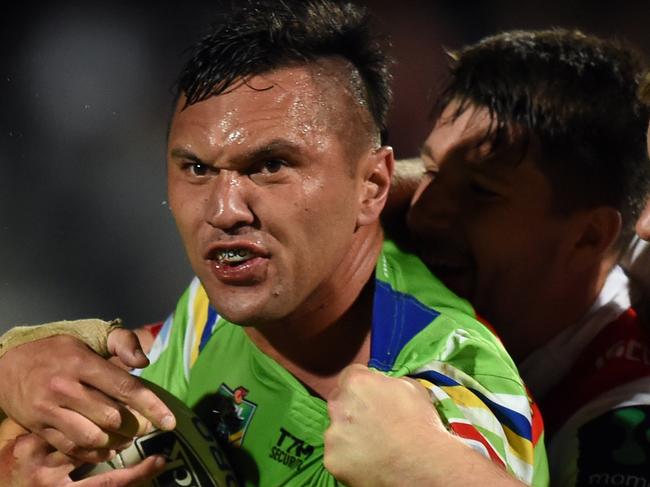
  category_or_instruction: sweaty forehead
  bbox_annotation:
[170,60,369,148]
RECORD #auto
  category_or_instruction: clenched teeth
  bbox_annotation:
[216,248,254,263]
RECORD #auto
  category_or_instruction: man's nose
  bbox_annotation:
[205,171,255,231]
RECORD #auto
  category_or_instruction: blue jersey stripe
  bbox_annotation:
[472,388,532,441]
[198,305,218,353]
[414,369,532,441]
[369,280,440,371]
[412,369,460,388]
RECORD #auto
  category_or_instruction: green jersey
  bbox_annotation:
[140,240,548,486]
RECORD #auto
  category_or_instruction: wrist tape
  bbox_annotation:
[0,318,122,360]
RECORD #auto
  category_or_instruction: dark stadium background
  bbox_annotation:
[1,0,649,332]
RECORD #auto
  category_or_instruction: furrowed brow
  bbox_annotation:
[169,147,206,165]
[231,139,304,164]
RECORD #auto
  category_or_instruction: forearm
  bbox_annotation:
[400,430,527,486]
[381,157,423,245]
[0,318,121,360]
[390,158,423,205]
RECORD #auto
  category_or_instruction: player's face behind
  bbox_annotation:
[167,61,392,327]
[407,102,588,360]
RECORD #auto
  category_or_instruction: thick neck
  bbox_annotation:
[244,223,383,395]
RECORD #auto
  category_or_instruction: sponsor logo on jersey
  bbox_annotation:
[268,427,315,471]
[595,338,650,369]
[577,406,650,486]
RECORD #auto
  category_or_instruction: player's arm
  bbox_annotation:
[381,158,423,242]
[325,364,527,487]
[0,320,175,463]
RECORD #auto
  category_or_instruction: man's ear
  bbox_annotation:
[356,146,394,227]
[568,206,622,271]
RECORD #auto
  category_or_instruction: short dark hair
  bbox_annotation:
[436,29,650,247]
[175,0,392,134]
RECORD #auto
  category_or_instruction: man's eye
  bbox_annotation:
[261,159,286,174]
[185,162,209,177]
[470,181,499,198]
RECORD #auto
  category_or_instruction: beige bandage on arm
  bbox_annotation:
[0,318,122,361]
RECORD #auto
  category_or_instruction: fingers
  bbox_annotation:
[79,356,176,433]
[336,363,371,386]
[7,435,81,487]
[32,344,172,445]
[12,433,51,458]
[37,402,125,450]
[39,427,116,464]
[107,329,149,370]
[126,408,155,438]
[43,450,86,470]
[332,363,373,399]
[10,434,159,487]
[50,376,145,440]
[75,455,167,487]
[403,376,437,401]
[0,333,173,470]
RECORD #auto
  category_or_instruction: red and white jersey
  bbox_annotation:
[520,259,650,486]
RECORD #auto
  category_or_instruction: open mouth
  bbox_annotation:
[206,243,270,285]
[215,248,257,266]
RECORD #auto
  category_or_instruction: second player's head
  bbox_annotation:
[408,29,650,358]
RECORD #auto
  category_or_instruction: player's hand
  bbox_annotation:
[0,330,176,463]
[325,364,528,487]
[324,364,446,487]
[0,421,165,487]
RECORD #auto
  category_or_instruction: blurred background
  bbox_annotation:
[2,0,650,332]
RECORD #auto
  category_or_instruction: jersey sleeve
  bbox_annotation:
[406,322,549,487]
[373,241,549,486]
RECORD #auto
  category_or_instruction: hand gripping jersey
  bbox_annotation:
[139,240,548,486]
